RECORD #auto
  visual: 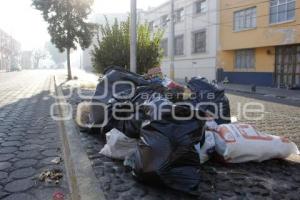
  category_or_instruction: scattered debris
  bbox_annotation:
[100,129,138,160]
[53,192,64,200]
[51,157,62,164]
[39,169,63,184]
[195,131,216,164]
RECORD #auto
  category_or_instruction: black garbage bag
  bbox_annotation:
[126,117,205,194]
[90,66,150,129]
[93,66,149,103]
[104,86,153,138]
[101,85,166,138]
[187,77,231,124]
[125,94,206,194]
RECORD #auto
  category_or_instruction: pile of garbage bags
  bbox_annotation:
[81,66,299,195]
[88,66,211,194]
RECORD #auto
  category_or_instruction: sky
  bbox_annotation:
[0,0,49,51]
[0,0,167,51]
[93,0,167,13]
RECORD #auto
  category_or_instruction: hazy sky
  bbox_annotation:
[93,0,167,13]
[0,0,167,51]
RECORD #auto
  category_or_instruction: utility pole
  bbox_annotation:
[130,0,137,73]
[80,51,82,70]
[169,0,175,79]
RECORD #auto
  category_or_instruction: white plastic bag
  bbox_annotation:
[100,129,138,160]
[205,120,218,131]
[213,123,299,163]
[195,131,216,164]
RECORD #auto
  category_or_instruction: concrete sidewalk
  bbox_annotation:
[220,83,300,102]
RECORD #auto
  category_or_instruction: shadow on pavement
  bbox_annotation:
[0,90,69,200]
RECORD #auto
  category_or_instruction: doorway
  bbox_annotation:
[275,45,300,88]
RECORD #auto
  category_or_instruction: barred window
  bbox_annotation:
[270,0,295,24]
[235,49,255,69]
[174,35,184,56]
[192,30,206,53]
[148,21,154,32]
[160,15,168,27]
[234,7,256,31]
[195,0,207,14]
[175,8,184,23]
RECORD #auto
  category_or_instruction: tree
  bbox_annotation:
[32,0,95,80]
[92,18,163,74]
[33,49,47,69]
[45,41,67,66]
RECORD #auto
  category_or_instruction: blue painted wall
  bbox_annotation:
[223,72,274,86]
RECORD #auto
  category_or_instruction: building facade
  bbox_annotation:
[0,29,21,72]
[219,0,300,88]
[143,0,219,82]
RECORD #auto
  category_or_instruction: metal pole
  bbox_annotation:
[80,52,82,70]
[130,0,137,73]
[169,0,175,79]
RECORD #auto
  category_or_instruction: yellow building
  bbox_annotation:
[218,0,300,88]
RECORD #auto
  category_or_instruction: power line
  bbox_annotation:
[148,7,300,29]
[144,1,299,29]
[148,9,300,35]
[92,2,299,31]
[160,22,300,35]
[144,0,291,15]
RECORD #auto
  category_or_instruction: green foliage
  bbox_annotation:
[32,0,95,79]
[32,0,94,51]
[92,18,164,74]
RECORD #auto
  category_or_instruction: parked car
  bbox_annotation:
[10,66,22,71]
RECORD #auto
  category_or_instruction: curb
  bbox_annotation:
[225,88,265,96]
[53,76,106,200]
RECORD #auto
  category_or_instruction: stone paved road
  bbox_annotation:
[228,93,300,147]
[63,84,300,200]
[0,70,69,200]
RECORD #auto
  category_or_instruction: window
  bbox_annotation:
[148,21,154,32]
[174,35,184,56]
[195,0,207,14]
[160,15,168,27]
[234,7,256,31]
[192,30,206,53]
[161,39,168,57]
[270,0,296,24]
[235,49,255,69]
[175,8,184,23]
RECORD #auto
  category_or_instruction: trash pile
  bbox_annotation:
[78,66,299,195]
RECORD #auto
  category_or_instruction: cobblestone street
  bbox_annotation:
[0,71,69,200]
[1,0,300,199]
[63,84,300,200]
[228,93,300,147]
[228,94,300,147]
